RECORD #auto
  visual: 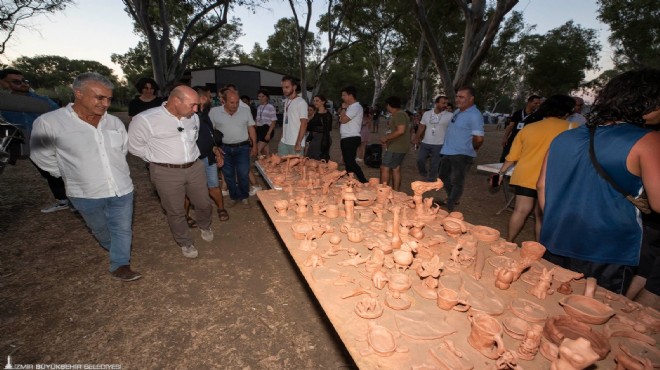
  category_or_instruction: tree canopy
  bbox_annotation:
[0,0,73,54]
[11,55,118,88]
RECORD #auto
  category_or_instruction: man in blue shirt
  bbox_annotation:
[1,68,67,213]
[438,86,485,211]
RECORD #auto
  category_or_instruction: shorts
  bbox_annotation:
[278,142,303,156]
[256,125,273,143]
[201,157,219,188]
[381,151,406,169]
[513,185,537,198]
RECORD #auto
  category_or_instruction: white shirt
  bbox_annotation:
[281,95,308,146]
[128,104,200,164]
[30,104,133,199]
[420,109,452,145]
[209,105,255,144]
[340,102,363,138]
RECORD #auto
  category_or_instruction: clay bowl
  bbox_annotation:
[543,315,611,360]
[470,225,501,242]
[367,323,397,356]
[291,222,314,240]
[502,317,529,340]
[559,295,615,325]
[519,241,546,261]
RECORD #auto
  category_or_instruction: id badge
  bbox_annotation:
[516,121,524,130]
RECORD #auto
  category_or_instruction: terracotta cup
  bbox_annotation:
[368,177,380,187]
[467,313,506,360]
[319,204,339,219]
[340,224,365,242]
[436,288,470,311]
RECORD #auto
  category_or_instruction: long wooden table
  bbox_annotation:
[257,188,659,369]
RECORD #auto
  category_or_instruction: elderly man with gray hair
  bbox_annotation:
[30,72,141,282]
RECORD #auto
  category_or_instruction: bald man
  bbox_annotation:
[128,85,214,259]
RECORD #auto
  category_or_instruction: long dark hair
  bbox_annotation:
[587,68,660,127]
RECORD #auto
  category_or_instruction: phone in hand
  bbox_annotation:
[489,173,501,188]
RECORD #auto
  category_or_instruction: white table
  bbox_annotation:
[476,163,515,215]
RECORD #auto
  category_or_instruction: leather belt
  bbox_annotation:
[151,161,196,169]
[223,140,250,147]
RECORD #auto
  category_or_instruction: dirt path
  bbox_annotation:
[0,114,533,369]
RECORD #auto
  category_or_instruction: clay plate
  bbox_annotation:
[503,316,529,340]
[620,338,660,368]
[510,298,548,323]
[559,295,615,325]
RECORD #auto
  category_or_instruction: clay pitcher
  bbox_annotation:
[467,313,506,360]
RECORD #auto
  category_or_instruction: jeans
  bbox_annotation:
[438,154,473,211]
[69,192,134,272]
[340,136,367,183]
[416,143,442,181]
[221,144,250,200]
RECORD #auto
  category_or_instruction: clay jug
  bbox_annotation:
[467,313,506,360]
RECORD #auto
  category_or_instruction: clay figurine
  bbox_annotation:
[354,297,384,319]
[550,338,599,370]
[303,253,324,268]
[494,262,516,290]
[495,350,523,370]
[385,272,412,310]
[528,267,555,299]
[516,324,543,361]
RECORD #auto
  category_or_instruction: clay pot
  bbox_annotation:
[520,241,547,261]
[558,295,615,325]
[388,272,412,295]
[436,288,470,311]
[273,199,289,215]
[319,204,339,218]
[392,249,414,268]
[470,225,501,242]
[291,222,314,240]
[543,315,611,360]
[368,177,380,187]
[340,224,365,243]
[467,313,506,360]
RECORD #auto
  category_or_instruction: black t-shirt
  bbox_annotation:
[128,96,165,117]
[507,109,542,144]
[196,108,217,164]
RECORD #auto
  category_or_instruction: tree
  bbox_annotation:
[524,21,600,97]
[11,55,118,89]
[597,0,659,69]
[411,0,518,100]
[0,0,72,54]
[121,0,239,93]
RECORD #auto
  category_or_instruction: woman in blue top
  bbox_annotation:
[537,68,660,294]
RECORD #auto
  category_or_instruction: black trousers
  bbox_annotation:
[31,160,67,201]
[340,136,367,183]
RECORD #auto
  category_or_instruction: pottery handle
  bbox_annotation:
[493,332,506,356]
[453,300,471,312]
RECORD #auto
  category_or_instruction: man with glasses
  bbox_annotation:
[438,86,485,211]
[1,68,69,213]
[567,96,587,127]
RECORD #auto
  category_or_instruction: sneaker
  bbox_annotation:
[111,265,142,282]
[356,158,364,162]
[241,198,250,208]
[227,199,239,208]
[41,200,69,213]
[200,227,214,242]
[181,245,198,258]
[221,189,229,196]
[249,185,263,196]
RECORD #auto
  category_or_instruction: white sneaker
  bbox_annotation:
[241,198,250,208]
[181,245,198,258]
[41,200,70,213]
[249,185,262,196]
[356,158,363,162]
[221,189,229,196]
[200,227,214,242]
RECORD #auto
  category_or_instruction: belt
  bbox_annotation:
[223,140,250,147]
[151,161,196,169]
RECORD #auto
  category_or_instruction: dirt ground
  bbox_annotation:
[0,113,533,369]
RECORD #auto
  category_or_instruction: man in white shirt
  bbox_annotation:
[278,75,308,156]
[337,85,367,183]
[210,90,257,207]
[413,95,452,181]
[30,72,141,282]
[128,85,214,259]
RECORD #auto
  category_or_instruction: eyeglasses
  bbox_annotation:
[8,79,29,86]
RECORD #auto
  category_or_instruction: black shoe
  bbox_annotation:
[111,266,142,282]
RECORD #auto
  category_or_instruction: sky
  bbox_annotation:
[1,0,613,81]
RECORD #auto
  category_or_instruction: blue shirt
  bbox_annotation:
[540,124,649,266]
[0,91,59,136]
[440,105,484,157]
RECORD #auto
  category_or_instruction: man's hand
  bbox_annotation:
[294,143,302,153]
[251,146,258,158]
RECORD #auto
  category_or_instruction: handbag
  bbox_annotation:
[588,126,651,214]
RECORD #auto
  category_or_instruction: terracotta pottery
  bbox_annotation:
[340,224,365,243]
[516,323,543,361]
[354,297,384,319]
[619,338,660,368]
[368,177,380,187]
[328,234,341,245]
[470,225,501,242]
[550,337,599,370]
[385,272,412,310]
[467,313,506,360]
[394,310,457,340]
[503,317,529,340]
[448,211,464,220]
[372,270,389,290]
[436,288,470,311]
[543,315,611,360]
[359,321,408,357]
[429,340,474,370]
[510,298,548,323]
[319,204,339,219]
[583,277,597,298]
[558,295,615,325]
[291,222,314,240]
[273,199,289,216]
[540,337,559,361]
[519,241,546,261]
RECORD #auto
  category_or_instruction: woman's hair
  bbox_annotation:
[313,94,327,108]
[588,68,660,127]
[134,77,159,94]
[257,89,270,99]
[535,95,575,118]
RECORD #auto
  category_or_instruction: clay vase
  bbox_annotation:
[319,204,339,219]
[467,313,507,360]
[436,288,470,311]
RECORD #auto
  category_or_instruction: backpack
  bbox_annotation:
[364,143,382,168]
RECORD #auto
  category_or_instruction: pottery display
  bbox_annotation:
[357,321,408,357]
[502,317,529,340]
[558,295,615,325]
[354,297,384,319]
[519,241,546,261]
[550,337,599,370]
[543,315,611,360]
[436,287,470,311]
[517,323,543,360]
[510,298,548,323]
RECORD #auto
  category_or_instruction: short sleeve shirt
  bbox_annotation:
[209,105,255,144]
[281,96,308,146]
[420,110,452,145]
[340,102,363,138]
[440,105,484,157]
[256,104,277,127]
[386,110,411,153]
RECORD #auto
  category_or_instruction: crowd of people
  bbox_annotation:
[2,66,659,306]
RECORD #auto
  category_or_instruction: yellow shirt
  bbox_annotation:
[506,117,573,190]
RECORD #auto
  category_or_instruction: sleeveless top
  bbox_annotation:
[540,124,649,266]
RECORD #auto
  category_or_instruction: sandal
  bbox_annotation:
[218,208,229,221]
[186,215,197,228]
